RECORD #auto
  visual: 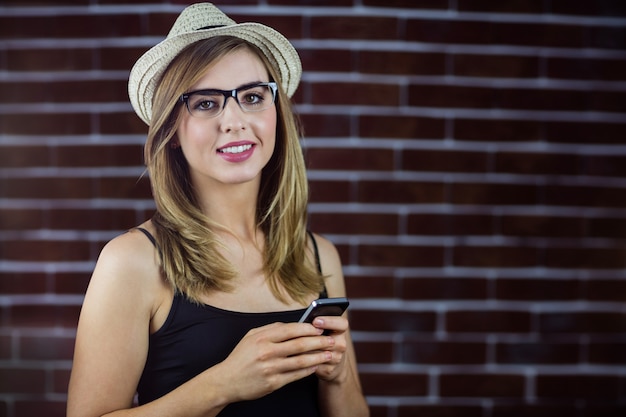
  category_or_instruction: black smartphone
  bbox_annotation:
[298,297,349,324]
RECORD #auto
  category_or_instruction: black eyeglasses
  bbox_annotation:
[180,82,278,119]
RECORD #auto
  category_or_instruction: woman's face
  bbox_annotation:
[176,48,277,191]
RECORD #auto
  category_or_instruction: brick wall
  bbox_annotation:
[1,1,625,416]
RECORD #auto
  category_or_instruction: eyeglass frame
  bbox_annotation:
[179,81,278,118]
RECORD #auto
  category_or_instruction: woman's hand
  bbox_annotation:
[216,321,335,402]
[311,315,350,383]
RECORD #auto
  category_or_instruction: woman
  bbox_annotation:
[67,3,369,417]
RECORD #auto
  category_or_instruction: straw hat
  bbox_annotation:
[128,2,302,125]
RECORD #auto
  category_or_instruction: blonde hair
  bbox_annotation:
[144,37,324,304]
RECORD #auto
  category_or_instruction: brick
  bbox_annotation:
[0,368,46,394]
[299,48,352,73]
[361,372,428,396]
[446,310,531,333]
[585,155,626,177]
[360,115,445,139]
[550,2,626,17]
[586,217,626,239]
[496,341,580,364]
[0,239,92,262]
[309,180,353,203]
[458,0,544,13]
[0,177,93,199]
[345,275,395,299]
[0,145,49,168]
[359,51,446,76]
[544,247,626,269]
[401,339,486,364]
[53,272,91,295]
[588,342,626,364]
[454,118,542,142]
[353,340,394,363]
[363,0,448,7]
[6,48,93,71]
[544,184,626,208]
[401,277,488,300]
[547,57,626,81]
[453,245,538,267]
[0,272,47,294]
[406,19,491,44]
[539,312,626,334]
[99,112,148,135]
[48,208,137,231]
[439,373,525,397]
[98,176,152,200]
[408,84,494,109]
[454,54,540,78]
[311,82,400,106]
[14,401,67,417]
[310,16,399,40]
[0,208,43,230]
[545,121,626,144]
[399,405,483,417]
[588,26,626,49]
[500,215,585,238]
[0,113,91,135]
[495,278,581,301]
[99,46,149,71]
[0,14,142,39]
[589,90,626,112]
[536,375,622,399]
[492,404,579,417]
[271,0,351,5]
[0,336,11,360]
[350,310,437,332]
[358,180,445,203]
[450,183,537,205]
[585,279,626,302]
[8,305,80,328]
[358,244,445,267]
[497,88,589,111]
[407,214,494,236]
[20,335,74,360]
[305,148,394,171]
[494,152,581,175]
[300,114,351,137]
[402,149,489,173]
[0,80,126,104]
[309,212,398,235]
[55,144,143,167]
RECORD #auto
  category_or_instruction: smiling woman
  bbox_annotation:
[66,3,369,417]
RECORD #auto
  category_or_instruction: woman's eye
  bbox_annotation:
[243,93,262,104]
[195,99,218,110]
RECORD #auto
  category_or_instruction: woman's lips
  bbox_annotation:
[217,142,255,162]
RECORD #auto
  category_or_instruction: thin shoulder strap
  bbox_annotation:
[307,230,328,299]
[307,230,322,274]
[135,227,163,258]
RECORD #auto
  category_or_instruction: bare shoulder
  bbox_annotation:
[309,232,346,298]
[86,223,164,314]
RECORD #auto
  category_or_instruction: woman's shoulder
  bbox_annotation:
[308,232,346,297]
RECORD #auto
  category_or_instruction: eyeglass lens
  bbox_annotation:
[184,83,277,118]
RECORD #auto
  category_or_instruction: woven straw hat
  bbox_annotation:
[128,2,302,125]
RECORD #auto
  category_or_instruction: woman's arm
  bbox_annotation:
[68,229,336,417]
[313,234,370,417]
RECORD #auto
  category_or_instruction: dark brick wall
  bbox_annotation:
[1,1,625,416]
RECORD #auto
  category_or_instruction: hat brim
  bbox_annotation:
[128,23,302,125]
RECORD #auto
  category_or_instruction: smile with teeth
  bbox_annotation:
[218,144,253,154]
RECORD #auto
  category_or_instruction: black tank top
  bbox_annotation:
[135,228,326,416]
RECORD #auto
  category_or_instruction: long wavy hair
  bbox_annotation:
[143,36,324,304]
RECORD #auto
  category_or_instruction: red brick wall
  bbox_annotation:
[1,1,626,416]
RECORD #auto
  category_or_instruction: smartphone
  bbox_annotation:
[298,297,349,324]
